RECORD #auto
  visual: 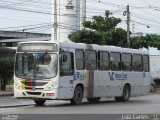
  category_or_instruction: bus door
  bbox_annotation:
[59,51,74,99]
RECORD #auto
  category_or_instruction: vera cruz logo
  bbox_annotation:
[109,72,114,81]
[109,72,128,81]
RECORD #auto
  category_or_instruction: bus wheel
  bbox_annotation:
[115,85,130,102]
[70,86,83,105]
[87,97,101,103]
[34,99,46,106]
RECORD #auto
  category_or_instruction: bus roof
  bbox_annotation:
[17,41,149,55]
[59,41,149,55]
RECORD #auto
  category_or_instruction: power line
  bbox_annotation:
[131,19,160,29]
[0,23,51,30]
[0,0,160,34]
[132,12,160,24]
[0,5,52,15]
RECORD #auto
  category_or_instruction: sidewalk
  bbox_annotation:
[0,85,34,108]
[0,85,14,97]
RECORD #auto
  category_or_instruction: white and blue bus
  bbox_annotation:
[14,41,151,105]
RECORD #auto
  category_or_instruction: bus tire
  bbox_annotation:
[87,97,101,103]
[115,85,130,102]
[70,86,83,105]
[34,99,46,106]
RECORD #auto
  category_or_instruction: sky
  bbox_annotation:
[0,0,160,34]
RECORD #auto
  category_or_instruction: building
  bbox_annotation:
[0,30,51,57]
[0,30,51,47]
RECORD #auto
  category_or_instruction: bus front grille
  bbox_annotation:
[35,88,44,90]
[26,92,42,96]
[36,82,48,87]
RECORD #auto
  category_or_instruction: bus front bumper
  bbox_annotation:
[14,89,58,100]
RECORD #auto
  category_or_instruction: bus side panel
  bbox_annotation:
[97,71,123,97]
[85,70,98,98]
[143,72,151,93]
[97,71,106,97]
[129,72,144,96]
[107,71,124,96]
[58,76,74,99]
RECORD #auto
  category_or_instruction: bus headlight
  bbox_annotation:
[15,82,21,90]
[44,83,55,91]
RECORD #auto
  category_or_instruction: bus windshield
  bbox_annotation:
[15,53,58,80]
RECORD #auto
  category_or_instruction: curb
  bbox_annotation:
[0,104,34,108]
[0,93,14,97]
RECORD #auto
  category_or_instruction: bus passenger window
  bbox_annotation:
[143,55,149,72]
[133,54,142,72]
[75,49,85,70]
[122,53,132,71]
[98,51,110,70]
[85,50,97,70]
[110,52,121,71]
[60,52,74,76]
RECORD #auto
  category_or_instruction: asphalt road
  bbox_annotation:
[0,94,160,120]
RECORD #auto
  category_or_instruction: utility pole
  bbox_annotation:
[81,0,86,29]
[127,5,130,48]
[132,22,135,33]
[54,0,57,41]
[82,0,86,22]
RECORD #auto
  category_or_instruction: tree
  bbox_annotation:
[69,10,160,48]
[130,34,160,49]
[0,56,14,91]
[69,10,127,46]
